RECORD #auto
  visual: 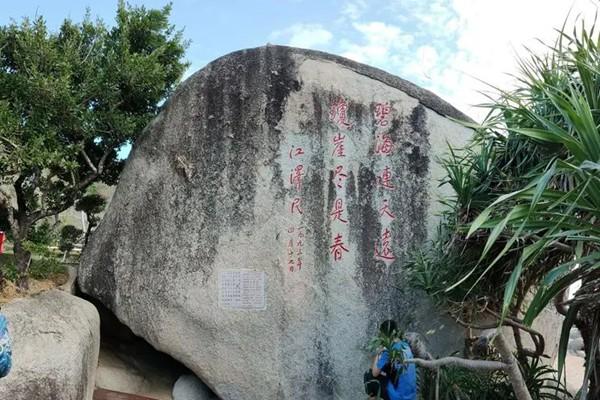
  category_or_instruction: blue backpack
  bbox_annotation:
[0,313,12,378]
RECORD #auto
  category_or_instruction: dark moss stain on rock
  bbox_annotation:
[388,117,402,142]
[408,104,430,177]
[348,101,366,130]
[345,169,357,210]
[349,164,394,326]
[304,90,339,398]
[309,92,329,283]
[306,166,328,283]
[312,93,324,139]
[326,169,337,220]
[315,337,335,397]
[405,104,431,245]
[264,47,302,201]
[179,46,301,233]
[410,104,428,135]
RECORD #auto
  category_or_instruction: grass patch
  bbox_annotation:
[0,253,68,283]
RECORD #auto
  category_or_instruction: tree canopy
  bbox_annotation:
[0,1,188,287]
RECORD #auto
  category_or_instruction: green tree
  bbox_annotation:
[0,1,188,289]
[59,225,83,260]
[27,220,56,246]
[410,17,600,397]
[75,193,106,244]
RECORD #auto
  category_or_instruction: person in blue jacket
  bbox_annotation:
[0,312,11,378]
[371,320,417,400]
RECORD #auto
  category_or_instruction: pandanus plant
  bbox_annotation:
[409,14,600,400]
[457,18,600,398]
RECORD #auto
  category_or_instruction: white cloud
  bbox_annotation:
[414,0,458,36]
[403,45,439,79]
[404,0,598,121]
[270,23,333,49]
[341,22,414,66]
[267,0,597,122]
[342,0,368,21]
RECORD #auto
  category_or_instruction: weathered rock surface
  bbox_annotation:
[173,375,218,400]
[0,289,100,400]
[79,45,472,399]
[96,345,178,400]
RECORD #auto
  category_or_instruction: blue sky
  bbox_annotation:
[2,0,596,122]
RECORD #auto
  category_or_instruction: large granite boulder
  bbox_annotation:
[0,290,100,400]
[79,45,471,399]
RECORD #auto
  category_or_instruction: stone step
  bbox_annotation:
[93,389,159,400]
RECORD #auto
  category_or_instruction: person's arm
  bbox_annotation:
[372,349,389,377]
[372,353,381,377]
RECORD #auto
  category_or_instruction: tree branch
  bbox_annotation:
[77,146,112,190]
[0,135,19,150]
[494,333,533,400]
[80,148,98,174]
[485,309,546,357]
[13,175,27,220]
[405,357,507,371]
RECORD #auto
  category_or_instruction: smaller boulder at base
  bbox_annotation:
[173,375,218,400]
[0,289,100,400]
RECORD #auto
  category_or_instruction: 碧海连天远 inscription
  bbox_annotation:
[218,270,266,310]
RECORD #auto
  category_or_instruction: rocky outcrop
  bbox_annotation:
[173,375,218,400]
[79,45,472,399]
[0,290,100,400]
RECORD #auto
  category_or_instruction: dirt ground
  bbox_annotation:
[0,275,68,305]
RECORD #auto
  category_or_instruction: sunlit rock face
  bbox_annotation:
[0,290,100,400]
[79,45,471,400]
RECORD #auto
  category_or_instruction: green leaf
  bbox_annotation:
[557,304,579,385]
[501,239,546,317]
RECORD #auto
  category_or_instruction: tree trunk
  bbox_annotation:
[494,333,533,400]
[12,235,31,291]
[84,221,92,245]
[575,310,600,398]
[405,331,533,400]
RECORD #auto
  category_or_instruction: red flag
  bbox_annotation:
[0,231,5,254]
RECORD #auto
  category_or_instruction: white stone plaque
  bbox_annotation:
[218,270,266,310]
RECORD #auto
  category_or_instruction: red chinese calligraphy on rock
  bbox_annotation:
[296,227,304,271]
[330,233,349,262]
[287,237,295,272]
[379,199,396,221]
[374,102,392,127]
[287,225,305,272]
[375,134,394,155]
[333,165,348,189]
[377,166,395,190]
[330,198,348,224]
[375,228,395,263]
[328,97,352,129]
[290,197,303,214]
[289,146,305,159]
[289,164,305,191]
[332,132,346,157]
